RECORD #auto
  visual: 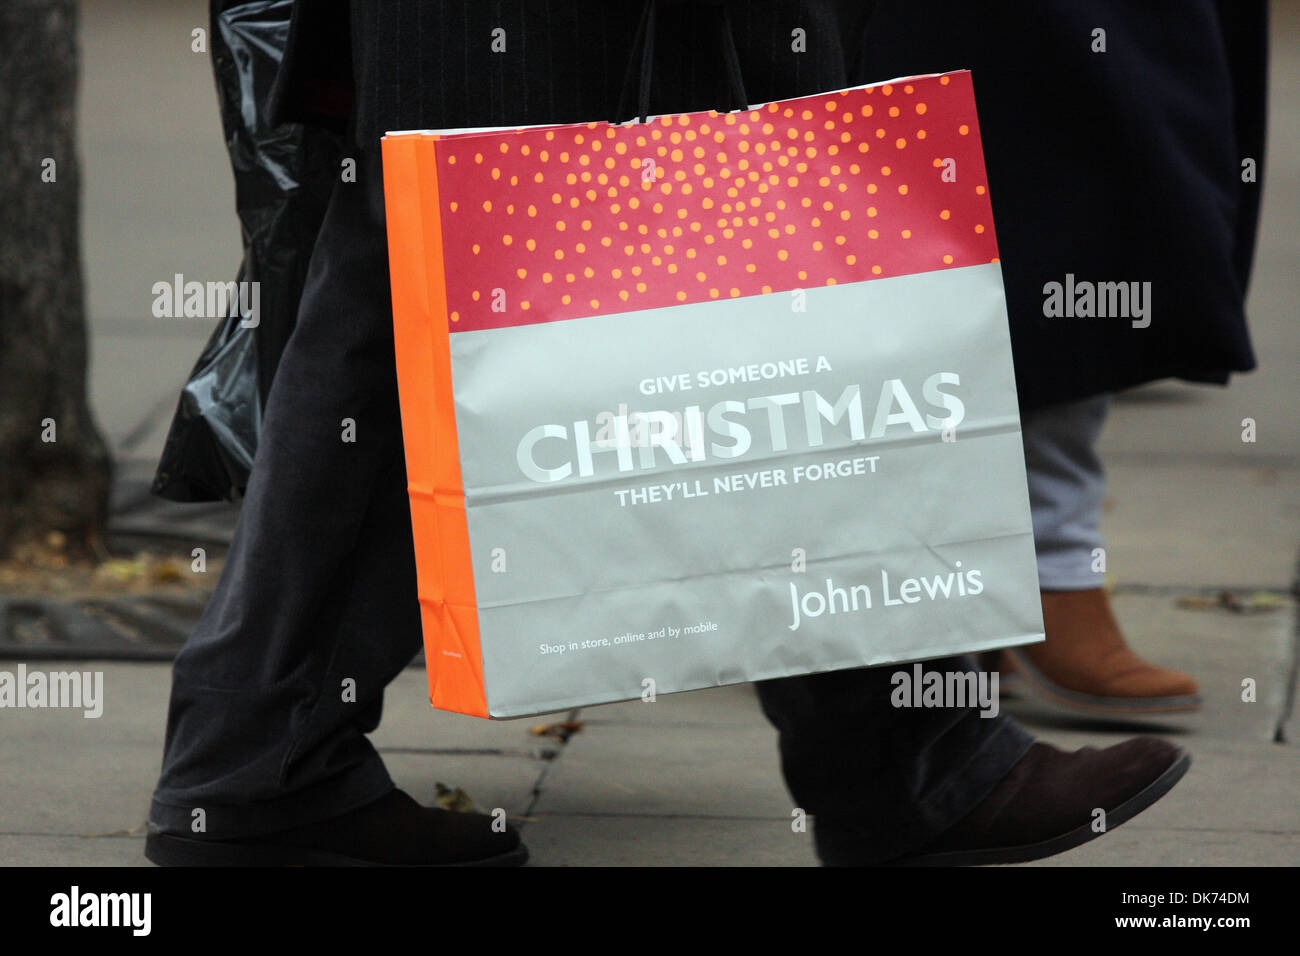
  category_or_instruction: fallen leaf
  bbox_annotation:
[529,720,584,742]
[434,782,477,813]
[151,560,183,583]
[94,558,146,583]
[1176,590,1285,614]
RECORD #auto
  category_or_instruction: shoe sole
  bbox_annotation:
[144,831,529,867]
[889,747,1192,867]
[1008,648,1201,715]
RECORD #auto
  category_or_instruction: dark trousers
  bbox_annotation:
[150,149,1032,863]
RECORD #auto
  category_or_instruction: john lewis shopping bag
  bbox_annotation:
[381,70,1044,718]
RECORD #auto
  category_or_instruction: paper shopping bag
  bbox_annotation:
[381,70,1044,718]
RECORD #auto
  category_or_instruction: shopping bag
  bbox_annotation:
[152,0,342,503]
[381,70,1044,718]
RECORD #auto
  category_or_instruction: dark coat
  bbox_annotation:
[271,0,1264,410]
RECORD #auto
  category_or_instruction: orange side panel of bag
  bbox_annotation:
[381,134,488,718]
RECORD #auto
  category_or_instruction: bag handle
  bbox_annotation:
[615,0,750,125]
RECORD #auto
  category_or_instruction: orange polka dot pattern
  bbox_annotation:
[430,71,997,332]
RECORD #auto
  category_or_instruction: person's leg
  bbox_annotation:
[755,659,1035,864]
[756,395,1196,865]
[756,652,1191,866]
[149,149,422,839]
[1010,395,1199,712]
[1024,395,1110,589]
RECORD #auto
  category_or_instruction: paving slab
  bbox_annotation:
[531,684,789,820]
[1027,830,1300,868]
[1008,593,1299,865]
[372,668,571,820]
[0,662,168,843]
[1099,461,1298,590]
[0,836,148,868]
[522,815,819,867]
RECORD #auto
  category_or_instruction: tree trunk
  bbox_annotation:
[0,0,112,561]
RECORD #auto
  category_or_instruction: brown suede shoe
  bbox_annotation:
[1008,589,1200,714]
[882,737,1190,866]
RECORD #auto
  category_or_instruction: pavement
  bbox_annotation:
[0,0,1296,866]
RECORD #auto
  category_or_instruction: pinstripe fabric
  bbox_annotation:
[277,0,1264,413]
[343,1,870,147]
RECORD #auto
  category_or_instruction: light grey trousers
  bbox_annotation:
[1022,395,1110,591]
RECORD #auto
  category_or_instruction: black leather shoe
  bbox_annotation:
[818,737,1189,866]
[145,788,528,867]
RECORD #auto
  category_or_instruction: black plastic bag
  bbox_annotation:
[152,0,342,502]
